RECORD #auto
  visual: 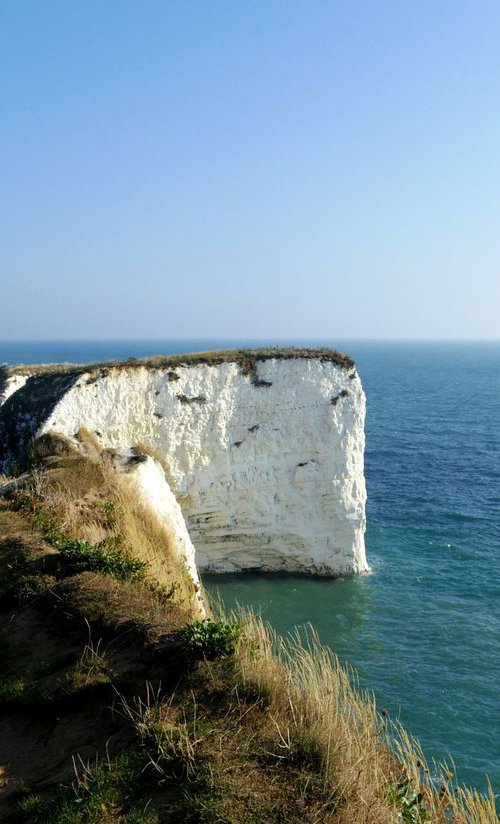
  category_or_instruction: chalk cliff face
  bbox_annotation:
[110,449,205,617]
[0,351,368,576]
[0,374,29,406]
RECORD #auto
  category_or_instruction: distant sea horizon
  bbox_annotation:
[1,338,499,794]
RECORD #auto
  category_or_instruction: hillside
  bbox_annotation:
[0,437,497,823]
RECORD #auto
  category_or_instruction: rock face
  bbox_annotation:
[0,350,368,576]
[0,373,29,406]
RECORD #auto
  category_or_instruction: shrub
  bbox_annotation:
[59,537,147,581]
[180,619,241,660]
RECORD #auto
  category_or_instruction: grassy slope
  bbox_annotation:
[0,444,497,824]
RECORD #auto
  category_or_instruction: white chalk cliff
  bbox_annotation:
[0,350,368,577]
[0,374,29,406]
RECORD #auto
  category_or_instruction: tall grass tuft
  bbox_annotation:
[230,610,499,824]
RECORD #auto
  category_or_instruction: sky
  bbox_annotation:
[1,1,500,340]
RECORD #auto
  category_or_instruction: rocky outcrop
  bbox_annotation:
[0,350,368,576]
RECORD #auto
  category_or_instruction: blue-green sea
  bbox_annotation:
[2,339,499,793]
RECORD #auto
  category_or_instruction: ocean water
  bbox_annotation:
[1,339,499,792]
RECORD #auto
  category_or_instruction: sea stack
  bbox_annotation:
[0,349,368,576]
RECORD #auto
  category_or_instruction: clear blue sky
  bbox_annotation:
[2,1,499,340]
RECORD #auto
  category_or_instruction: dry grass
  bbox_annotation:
[110,477,178,582]
[394,726,499,823]
[55,571,190,643]
[223,610,499,824]
[20,442,201,615]
[229,613,392,823]
[117,683,201,779]
[5,346,356,378]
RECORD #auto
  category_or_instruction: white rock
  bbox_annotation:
[0,374,29,406]
[32,356,368,577]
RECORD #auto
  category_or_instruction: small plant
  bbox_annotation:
[180,619,241,660]
[146,578,181,604]
[58,537,147,581]
[388,776,429,822]
[58,639,111,696]
[0,677,25,702]
[92,499,117,528]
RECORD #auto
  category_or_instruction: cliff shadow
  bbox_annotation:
[0,370,81,471]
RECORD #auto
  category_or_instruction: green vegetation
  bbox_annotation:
[58,537,147,580]
[16,753,148,824]
[179,618,242,659]
[0,534,49,607]
[388,777,429,822]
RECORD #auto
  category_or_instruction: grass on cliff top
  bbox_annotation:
[12,432,201,616]
[0,437,498,823]
[3,345,356,378]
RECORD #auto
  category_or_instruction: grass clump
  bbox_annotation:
[0,677,26,702]
[16,752,147,824]
[56,639,112,696]
[119,684,201,781]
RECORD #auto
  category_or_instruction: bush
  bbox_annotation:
[59,537,147,581]
[180,619,241,660]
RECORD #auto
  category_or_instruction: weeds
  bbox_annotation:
[117,683,201,779]
[57,633,111,695]
[91,498,117,528]
[388,776,429,822]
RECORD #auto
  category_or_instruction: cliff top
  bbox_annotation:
[2,346,355,379]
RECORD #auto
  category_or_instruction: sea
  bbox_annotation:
[1,339,499,794]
